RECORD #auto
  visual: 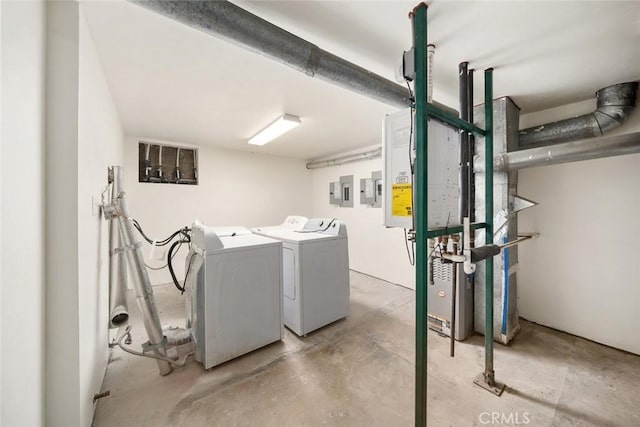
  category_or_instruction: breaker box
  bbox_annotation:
[383,109,461,229]
[329,175,354,208]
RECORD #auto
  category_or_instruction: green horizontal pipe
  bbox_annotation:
[424,103,486,136]
[426,222,487,239]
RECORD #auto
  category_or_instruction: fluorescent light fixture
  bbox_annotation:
[248,114,301,146]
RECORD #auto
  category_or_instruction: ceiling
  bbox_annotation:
[82,1,640,160]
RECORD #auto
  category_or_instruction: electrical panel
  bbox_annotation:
[360,170,382,208]
[328,175,354,208]
[383,109,461,229]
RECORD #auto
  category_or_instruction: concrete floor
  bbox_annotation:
[94,271,640,426]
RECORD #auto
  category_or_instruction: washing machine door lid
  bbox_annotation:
[191,221,254,252]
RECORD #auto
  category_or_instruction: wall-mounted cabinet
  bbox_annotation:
[138,142,198,185]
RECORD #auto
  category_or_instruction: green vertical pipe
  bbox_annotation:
[483,68,495,386]
[412,3,428,426]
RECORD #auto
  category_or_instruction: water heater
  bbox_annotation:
[383,109,461,230]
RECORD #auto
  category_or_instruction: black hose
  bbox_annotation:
[130,218,192,292]
[167,239,186,293]
[132,219,184,246]
[182,252,198,295]
[167,228,193,294]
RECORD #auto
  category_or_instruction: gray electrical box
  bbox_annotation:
[360,170,382,208]
[340,175,354,207]
[329,182,341,205]
[329,175,354,208]
[383,109,461,229]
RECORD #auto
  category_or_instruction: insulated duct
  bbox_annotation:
[108,167,129,328]
[518,82,638,148]
[130,0,456,114]
[306,147,381,169]
[499,132,640,171]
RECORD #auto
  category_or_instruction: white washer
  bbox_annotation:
[253,218,350,336]
[252,215,308,234]
[186,221,283,369]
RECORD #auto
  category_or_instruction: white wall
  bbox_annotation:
[77,7,124,426]
[1,2,46,425]
[310,149,415,289]
[1,1,3,417]
[518,102,640,355]
[123,137,313,285]
[45,3,81,424]
[45,3,124,426]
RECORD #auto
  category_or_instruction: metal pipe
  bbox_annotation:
[157,146,164,181]
[115,182,172,376]
[411,4,429,426]
[483,68,495,387]
[175,147,181,182]
[499,132,640,171]
[193,149,198,180]
[305,147,381,169]
[459,62,469,223]
[518,82,638,148]
[130,0,457,115]
[144,143,151,181]
[468,69,475,224]
[450,261,457,358]
[108,167,129,328]
[498,234,538,249]
[427,44,435,104]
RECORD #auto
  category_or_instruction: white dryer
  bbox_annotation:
[253,218,350,336]
[186,221,283,369]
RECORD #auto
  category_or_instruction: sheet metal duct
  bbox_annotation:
[518,82,638,148]
[306,147,382,169]
[499,132,640,171]
[108,166,129,328]
[113,169,173,376]
[473,97,521,345]
[130,0,456,114]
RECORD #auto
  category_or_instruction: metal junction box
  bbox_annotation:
[360,170,382,207]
